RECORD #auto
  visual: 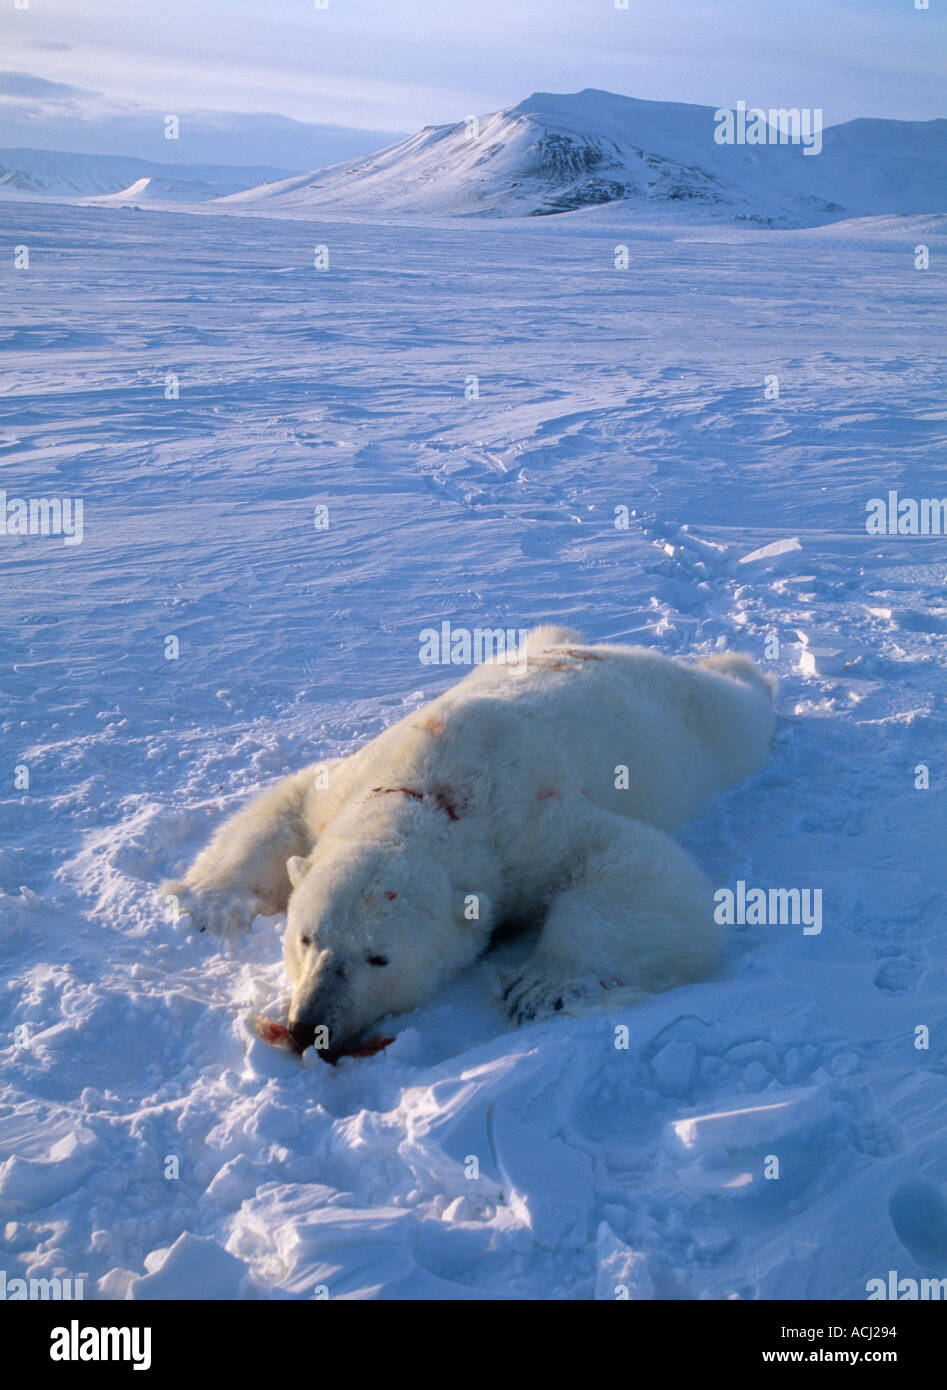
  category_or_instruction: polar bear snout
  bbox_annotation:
[288,991,352,1059]
[288,960,354,1057]
[288,1019,318,1052]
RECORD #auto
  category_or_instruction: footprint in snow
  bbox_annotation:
[872,956,922,995]
[888,1178,947,1267]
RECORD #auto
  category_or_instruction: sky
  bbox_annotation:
[1,0,944,164]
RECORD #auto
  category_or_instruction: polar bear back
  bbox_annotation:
[449,637,773,829]
[325,636,775,857]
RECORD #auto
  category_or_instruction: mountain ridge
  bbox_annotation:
[217,88,947,225]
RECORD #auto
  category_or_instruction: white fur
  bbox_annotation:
[162,627,775,1052]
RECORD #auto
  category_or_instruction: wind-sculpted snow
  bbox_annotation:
[1,202,945,1299]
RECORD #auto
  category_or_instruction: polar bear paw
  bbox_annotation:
[496,963,595,1025]
[160,879,263,932]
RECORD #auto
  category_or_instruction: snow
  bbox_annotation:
[739,537,803,566]
[217,89,947,225]
[1,193,946,1300]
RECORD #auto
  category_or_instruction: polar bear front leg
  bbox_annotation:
[497,816,722,1024]
[161,758,343,930]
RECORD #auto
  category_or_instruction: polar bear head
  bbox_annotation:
[283,840,490,1058]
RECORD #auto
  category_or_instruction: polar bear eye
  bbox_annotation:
[300,935,312,947]
[367,954,389,967]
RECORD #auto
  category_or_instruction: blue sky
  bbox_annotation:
[3,0,944,137]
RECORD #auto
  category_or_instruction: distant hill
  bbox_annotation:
[0,148,296,201]
[217,89,947,225]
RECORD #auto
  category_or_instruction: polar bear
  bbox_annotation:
[162,627,775,1058]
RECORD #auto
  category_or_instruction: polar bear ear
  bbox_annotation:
[286,855,312,889]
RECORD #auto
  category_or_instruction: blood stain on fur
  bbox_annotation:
[371,784,466,821]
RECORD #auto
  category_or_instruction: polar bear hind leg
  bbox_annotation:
[496,814,721,1025]
[700,650,777,697]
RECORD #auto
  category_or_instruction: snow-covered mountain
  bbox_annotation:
[219,89,946,224]
[0,147,294,202]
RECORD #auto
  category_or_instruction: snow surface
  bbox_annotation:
[2,198,946,1300]
[218,89,947,226]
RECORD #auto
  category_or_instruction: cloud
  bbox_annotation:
[0,70,404,169]
[0,70,92,101]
